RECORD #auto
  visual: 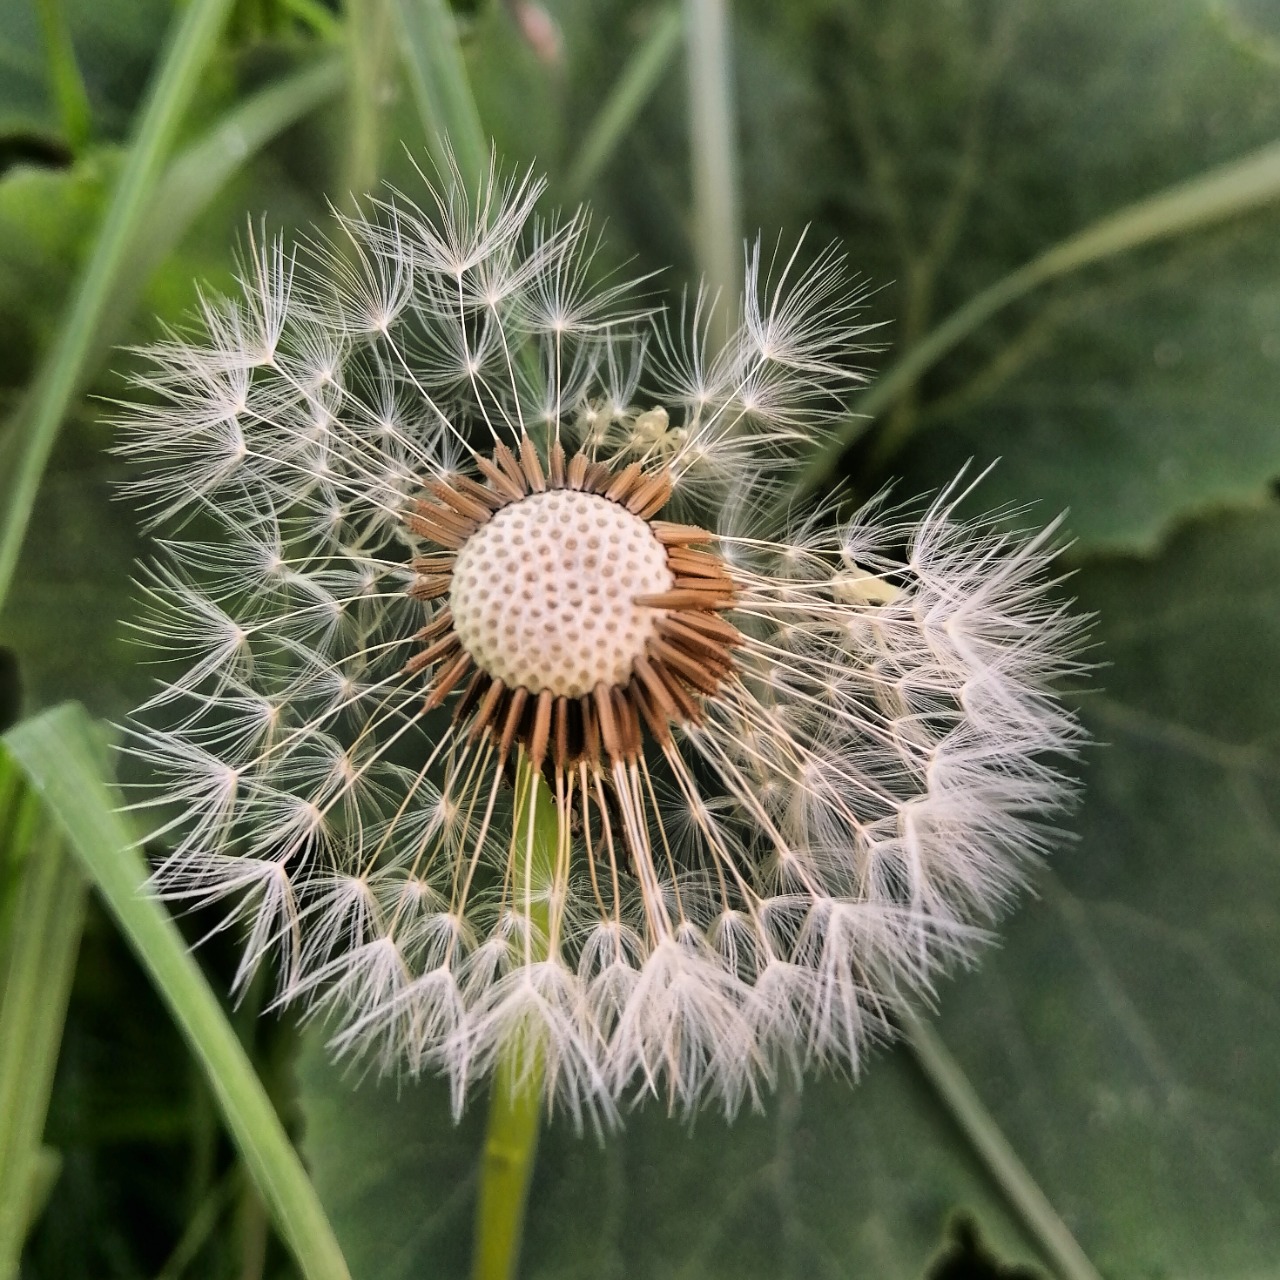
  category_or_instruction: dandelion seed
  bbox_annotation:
[120,160,1086,1124]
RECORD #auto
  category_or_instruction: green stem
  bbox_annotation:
[5,704,351,1280]
[0,804,86,1280]
[793,135,1280,498]
[901,1008,1102,1280]
[0,0,236,615]
[564,6,683,200]
[683,0,741,348]
[470,757,559,1280]
[472,1053,543,1280]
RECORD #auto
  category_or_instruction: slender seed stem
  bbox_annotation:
[901,1008,1103,1280]
[470,757,558,1280]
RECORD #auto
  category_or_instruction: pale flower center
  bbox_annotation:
[449,489,674,699]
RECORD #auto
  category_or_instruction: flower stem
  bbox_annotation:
[470,756,558,1280]
[472,1052,543,1280]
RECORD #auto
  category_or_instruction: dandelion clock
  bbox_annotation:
[120,163,1086,1134]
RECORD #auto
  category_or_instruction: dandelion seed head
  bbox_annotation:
[119,159,1086,1125]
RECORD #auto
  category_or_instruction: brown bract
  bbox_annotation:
[402,435,743,773]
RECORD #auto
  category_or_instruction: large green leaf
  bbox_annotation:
[297,505,1280,1278]
[296,1044,1041,1279]
[496,0,1280,551]
[888,217,1280,555]
[924,504,1280,1277]
[736,0,1280,552]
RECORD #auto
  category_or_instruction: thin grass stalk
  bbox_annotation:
[343,0,395,206]
[0,756,41,956]
[683,0,741,349]
[0,0,236,614]
[392,0,487,189]
[0,55,343,470]
[565,6,684,200]
[283,0,345,41]
[108,56,346,375]
[901,1009,1103,1280]
[792,136,1280,497]
[35,0,92,152]
[0,814,86,1280]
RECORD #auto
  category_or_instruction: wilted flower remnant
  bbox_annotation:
[121,165,1085,1124]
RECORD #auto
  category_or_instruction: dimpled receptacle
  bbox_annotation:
[449,489,674,698]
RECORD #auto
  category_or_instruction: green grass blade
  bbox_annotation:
[20,1149,61,1242]
[564,6,683,200]
[146,53,345,243]
[902,1009,1103,1280]
[4,704,352,1280]
[62,53,343,387]
[283,0,345,41]
[35,0,92,151]
[342,0,395,205]
[0,0,236,614]
[0,770,86,1280]
[129,53,345,295]
[392,0,488,188]
[0,753,41,957]
[793,136,1280,498]
[683,0,740,347]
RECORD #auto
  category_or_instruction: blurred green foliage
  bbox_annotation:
[1,0,1279,1276]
